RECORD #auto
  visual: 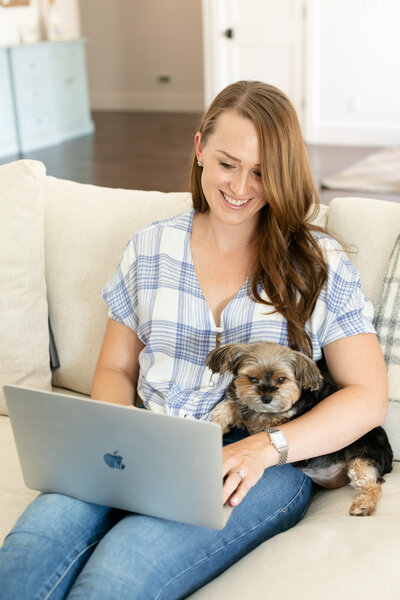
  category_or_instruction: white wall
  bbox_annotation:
[0,0,81,45]
[304,0,400,146]
[79,0,204,112]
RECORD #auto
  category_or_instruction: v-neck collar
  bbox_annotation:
[185,210,249,330]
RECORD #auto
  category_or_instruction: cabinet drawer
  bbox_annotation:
[16,84,54,112]
[18,108,59,148]
[51,41,92,133]
[51,41,85,79]
[10,45,51,88]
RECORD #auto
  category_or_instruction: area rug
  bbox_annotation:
[321,147,400,194]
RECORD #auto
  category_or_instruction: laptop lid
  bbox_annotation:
[4,385,233,530]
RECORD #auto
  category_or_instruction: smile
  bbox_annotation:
[221,191,251,207]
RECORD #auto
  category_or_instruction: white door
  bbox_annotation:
[202,0,305,124]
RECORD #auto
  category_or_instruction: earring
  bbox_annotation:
[197,160,203,167]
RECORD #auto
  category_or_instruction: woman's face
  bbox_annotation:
[195,110,266,229]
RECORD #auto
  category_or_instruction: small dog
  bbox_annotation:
[206,342,393,516]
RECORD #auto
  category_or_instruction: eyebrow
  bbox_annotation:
[216,149,260,167]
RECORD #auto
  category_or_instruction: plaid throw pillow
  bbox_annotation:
[374,234,400,460]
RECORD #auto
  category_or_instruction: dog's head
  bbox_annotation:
[206,342,323,414]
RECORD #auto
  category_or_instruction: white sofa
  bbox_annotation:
[1,159,400,599]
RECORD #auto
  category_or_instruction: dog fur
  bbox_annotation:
[207,341,393,516]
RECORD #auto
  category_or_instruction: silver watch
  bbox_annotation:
[266,427,289,466]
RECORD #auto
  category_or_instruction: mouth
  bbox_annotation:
[221,190,252,208]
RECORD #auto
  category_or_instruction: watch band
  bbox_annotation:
[266,427,289,466]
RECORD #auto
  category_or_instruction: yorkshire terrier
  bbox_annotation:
[206,342,393,516]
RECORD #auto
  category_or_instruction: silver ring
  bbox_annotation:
[231,469,246,480]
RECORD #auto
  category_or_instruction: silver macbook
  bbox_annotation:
[3,385,234,529]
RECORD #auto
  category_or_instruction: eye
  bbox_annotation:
[219,161,234,169]
[253,170,262,178]
[277,377,287,385]
[247,375,259,384]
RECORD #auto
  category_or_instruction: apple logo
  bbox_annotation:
[103,450,126,470]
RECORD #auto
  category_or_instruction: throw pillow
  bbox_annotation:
[0,160,52,415]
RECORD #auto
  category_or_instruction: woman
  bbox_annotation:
[0,81,388,599]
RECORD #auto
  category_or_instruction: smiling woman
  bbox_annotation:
[191,80,328,357]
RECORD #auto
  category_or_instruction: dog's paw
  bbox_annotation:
[349,496,376,516]
[210,403,232,435]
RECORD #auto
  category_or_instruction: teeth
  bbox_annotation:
[222,192,249,206]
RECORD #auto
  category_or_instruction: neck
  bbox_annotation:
[194,211,259,254]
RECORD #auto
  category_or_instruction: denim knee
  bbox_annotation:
[0,494,123,600]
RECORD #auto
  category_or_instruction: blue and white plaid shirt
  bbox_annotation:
[103,210,375,420]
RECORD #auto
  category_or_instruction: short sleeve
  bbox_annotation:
[102,238,139,333]
[310,236,376,349]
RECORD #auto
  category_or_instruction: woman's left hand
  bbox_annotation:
[222,432,276,506]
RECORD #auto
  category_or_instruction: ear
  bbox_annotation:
[205,344,249,375]
[289,351,323,391]
[194,131,203,163]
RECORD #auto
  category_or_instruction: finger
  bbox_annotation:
[229,477,252,507]
[222,453,238,479]
[222,471,244,505]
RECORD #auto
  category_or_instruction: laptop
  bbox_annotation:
[3,385,234,530]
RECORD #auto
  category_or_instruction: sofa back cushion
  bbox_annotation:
[44,176,192,397]
[326,197,400,460]
[326,197,400,305]
[0,160,52,415]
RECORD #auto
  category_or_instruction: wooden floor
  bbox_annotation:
[2,111,399,205]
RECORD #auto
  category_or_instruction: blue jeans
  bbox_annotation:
[0,429,312,600]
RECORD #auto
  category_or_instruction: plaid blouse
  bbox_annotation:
[103,210,375,420]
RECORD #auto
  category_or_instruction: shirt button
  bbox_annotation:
[208,377,215,387]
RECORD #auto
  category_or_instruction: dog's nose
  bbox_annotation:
[261,395,273,404]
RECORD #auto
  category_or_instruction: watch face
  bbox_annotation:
[271,430,288,449]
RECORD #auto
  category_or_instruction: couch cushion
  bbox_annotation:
[0,160,52,415]
[326,197,400,305]
[44,176,192,396]
[189,462,400,600]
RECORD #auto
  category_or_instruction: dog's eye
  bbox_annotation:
[247,375,259,384]
[277,377,287,384]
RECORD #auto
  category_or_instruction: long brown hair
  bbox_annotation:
[190,81,328,357]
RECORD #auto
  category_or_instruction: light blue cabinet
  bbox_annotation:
[4,38,94,154]
[0,48,19,158]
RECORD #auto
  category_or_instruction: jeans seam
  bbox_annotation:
[155,472,310,600]
[42,540,100,600]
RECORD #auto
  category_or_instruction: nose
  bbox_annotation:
[261,395,273,404]
[230,171,250,198]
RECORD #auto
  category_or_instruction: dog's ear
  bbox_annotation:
[289,351,323,391]
[205,344,249,375]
